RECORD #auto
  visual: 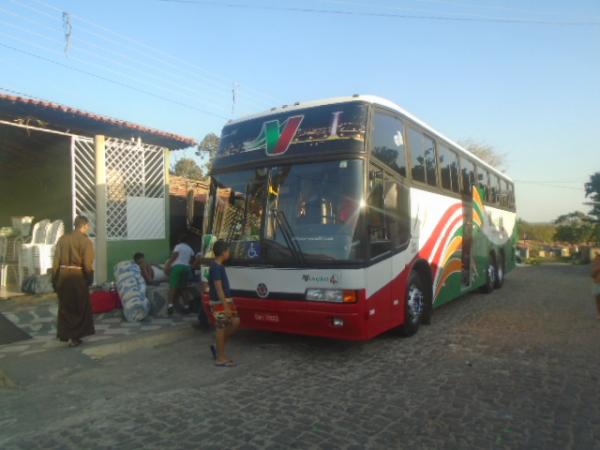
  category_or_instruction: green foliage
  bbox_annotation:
[517,218,555,242]
[172,157,204,180]
[195,132,220,174]
[553,211,595,244]
[591,223,600,244]
[585,171,600,221]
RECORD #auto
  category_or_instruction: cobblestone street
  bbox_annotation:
[1,264,599,450]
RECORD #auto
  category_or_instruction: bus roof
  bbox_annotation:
[227,95,512,182]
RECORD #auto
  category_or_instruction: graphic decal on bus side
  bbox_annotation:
[418,185,512,302]
[243,115,304,156]
[409,186,479,301]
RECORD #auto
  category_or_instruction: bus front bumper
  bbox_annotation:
[204,295,367,340]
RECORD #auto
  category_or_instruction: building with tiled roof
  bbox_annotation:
[0,91,200,284]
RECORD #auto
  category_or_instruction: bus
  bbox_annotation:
[200,95,517,340]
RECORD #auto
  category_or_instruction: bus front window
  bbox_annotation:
[207,160,365,264]
[265,160,364,262]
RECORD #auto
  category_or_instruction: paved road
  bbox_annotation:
[1,264,599,449]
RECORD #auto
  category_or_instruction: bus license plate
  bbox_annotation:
[254,312,279,323]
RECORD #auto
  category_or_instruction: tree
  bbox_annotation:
[172,157,204,180]
[585,171,600,221]
[517,219,555,243]
[458,139,506,171]
[553,211,594,245]
[195,132,220,174]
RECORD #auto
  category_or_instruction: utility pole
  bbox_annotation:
[232,81,239,116]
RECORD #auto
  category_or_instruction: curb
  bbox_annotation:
[82,324,197,359]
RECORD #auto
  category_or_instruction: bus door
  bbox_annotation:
[461,201,473,286]
[461,161,476,287]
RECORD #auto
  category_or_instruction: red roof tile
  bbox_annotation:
[0,91,198,149]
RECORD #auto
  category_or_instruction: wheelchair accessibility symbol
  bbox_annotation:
[247,242,260,259]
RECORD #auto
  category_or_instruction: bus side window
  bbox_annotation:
[384,175,411,247]
[476,167,488,200]
[367,167,411,258]
[423,135,438,187]
[367,168,384,233]
[508,183,515,210]
[461,158,476,196]
[408,128,426,183]
[372,113,407,177]
[499,180,507,208]
[408,128,438,186]
[439,145,460,193]
[367,167,390,257]
[490,175,500,205]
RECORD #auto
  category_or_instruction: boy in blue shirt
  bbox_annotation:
[208,240,239,367]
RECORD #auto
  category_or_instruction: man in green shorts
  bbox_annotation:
[165,235,195,315]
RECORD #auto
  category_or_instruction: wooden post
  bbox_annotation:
[94,135,108,283]
[164,148,171,241]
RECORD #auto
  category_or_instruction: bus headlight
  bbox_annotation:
[305,289,357,303]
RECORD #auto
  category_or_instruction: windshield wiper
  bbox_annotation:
[270,208,305,265]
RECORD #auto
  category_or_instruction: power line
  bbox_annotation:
[365,0,599,22]
[514,180,584,191]
[158,0,600,26]
[4,0,276,118]
[515,180,584,184]
[0,28,230,115]
[3,1,273,115]
[0,41,229,120]
[0,16,237,114]
[19,0,280,104]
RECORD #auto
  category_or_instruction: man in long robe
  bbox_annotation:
[52,215,95,346]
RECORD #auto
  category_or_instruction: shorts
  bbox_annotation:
[210,299,238,329]
[169,265,191,289]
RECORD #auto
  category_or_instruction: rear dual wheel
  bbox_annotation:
[481,259,496,294]
[494,253,505,289]
[400,271,432,337]
[482,252,505,293]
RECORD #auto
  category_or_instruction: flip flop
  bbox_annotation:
[214,361,237,367]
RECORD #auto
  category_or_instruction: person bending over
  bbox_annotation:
[165,235,195,315]
[133,252,154,285]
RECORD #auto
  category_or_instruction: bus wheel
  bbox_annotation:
[494,253,505,290]
[400,272,424,337]
[481,254,496,294]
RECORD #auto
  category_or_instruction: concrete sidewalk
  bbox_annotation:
[0,295,200,360]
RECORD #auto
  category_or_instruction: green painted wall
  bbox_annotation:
[0,138,72,229]
[106,239,170,279]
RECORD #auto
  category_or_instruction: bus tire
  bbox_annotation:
[494,252,505,290]
[400,271,425,337]
[480,253,496,294]
[421,274,433,326]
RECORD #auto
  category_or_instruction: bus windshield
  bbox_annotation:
[207,159,364,264]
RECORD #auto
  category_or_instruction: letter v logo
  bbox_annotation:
[243,115,304,156]
[264,115,303,156]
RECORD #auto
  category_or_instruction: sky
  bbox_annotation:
[1,0,599,222]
